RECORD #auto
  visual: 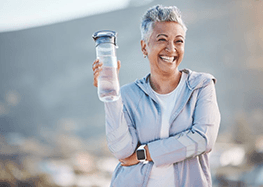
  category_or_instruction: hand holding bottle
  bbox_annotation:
[92,59,121,87]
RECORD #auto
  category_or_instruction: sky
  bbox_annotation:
[0,0,131,32]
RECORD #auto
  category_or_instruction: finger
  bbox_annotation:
[93,75,98,87]
[120,160,124,166]
[92,61,103,87]
[92,59,103,72]
[92,59,99,66]
[93,70,101,87]
[117,60,121,73]
[93,82,97,87]
[93,71,102,87]
[121,163,128,166]
[93,65,102,75]
[92,62,103,73]
[92,59,99,70]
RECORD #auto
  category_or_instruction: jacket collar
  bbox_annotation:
[135,68,216,96]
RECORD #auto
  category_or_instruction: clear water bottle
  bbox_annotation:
[92,30,120,102]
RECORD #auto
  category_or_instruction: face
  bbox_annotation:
[141,21,185,75]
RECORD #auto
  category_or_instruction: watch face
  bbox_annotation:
[137,150,145,160]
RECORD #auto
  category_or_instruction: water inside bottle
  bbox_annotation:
[98,56,120,102]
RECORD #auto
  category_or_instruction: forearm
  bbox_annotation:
[104,97,138,159]
[147,129,207,166]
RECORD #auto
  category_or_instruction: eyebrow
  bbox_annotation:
[157,34,168,38]
[156,34,185,39]
[176,35,185,39]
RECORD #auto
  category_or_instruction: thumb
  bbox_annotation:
[117,60,121,73]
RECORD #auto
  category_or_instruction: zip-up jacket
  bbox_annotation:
[104,69,221,187]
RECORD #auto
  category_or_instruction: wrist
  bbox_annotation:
[144,145,152,162]
[136,145,147,162]
[136,144,152,163]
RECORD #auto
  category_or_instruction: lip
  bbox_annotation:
[159,55,177,63]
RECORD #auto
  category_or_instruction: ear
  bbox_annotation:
[140,40,147,56]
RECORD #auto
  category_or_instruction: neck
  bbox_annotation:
[149,70,182,94]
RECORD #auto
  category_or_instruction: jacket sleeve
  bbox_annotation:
[104,97,138,159]
[148,80,221,167]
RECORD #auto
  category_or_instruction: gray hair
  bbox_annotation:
[140,5,187,42]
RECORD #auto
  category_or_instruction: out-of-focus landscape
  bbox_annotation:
[0,0,263,186]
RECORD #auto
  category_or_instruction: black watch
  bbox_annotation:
[136,145,147,162]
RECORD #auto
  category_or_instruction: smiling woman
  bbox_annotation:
[92,4,220,187]
[141,21,185,94]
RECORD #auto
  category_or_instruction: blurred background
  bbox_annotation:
[0,0,263,186]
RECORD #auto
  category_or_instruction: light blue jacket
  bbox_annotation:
[104,69,221,187]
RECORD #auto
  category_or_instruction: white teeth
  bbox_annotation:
[160,56,174,63]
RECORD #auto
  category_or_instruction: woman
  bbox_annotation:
[92,5,220,187]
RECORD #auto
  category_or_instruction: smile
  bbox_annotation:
[160,56,177,63]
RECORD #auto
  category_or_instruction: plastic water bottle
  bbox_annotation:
[92,30,120,102]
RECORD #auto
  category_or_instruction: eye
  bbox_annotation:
[158,38,166,41]
[176,39,184,43]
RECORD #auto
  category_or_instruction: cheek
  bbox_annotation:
[178,46,185,56]
[177,46,185,64]
[147,47,159,58]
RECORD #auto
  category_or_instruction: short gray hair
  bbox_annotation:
[140,5,187,41]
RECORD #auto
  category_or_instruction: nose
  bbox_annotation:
[165,42,176,53]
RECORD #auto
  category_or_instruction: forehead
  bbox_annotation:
[152,21,185,38]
